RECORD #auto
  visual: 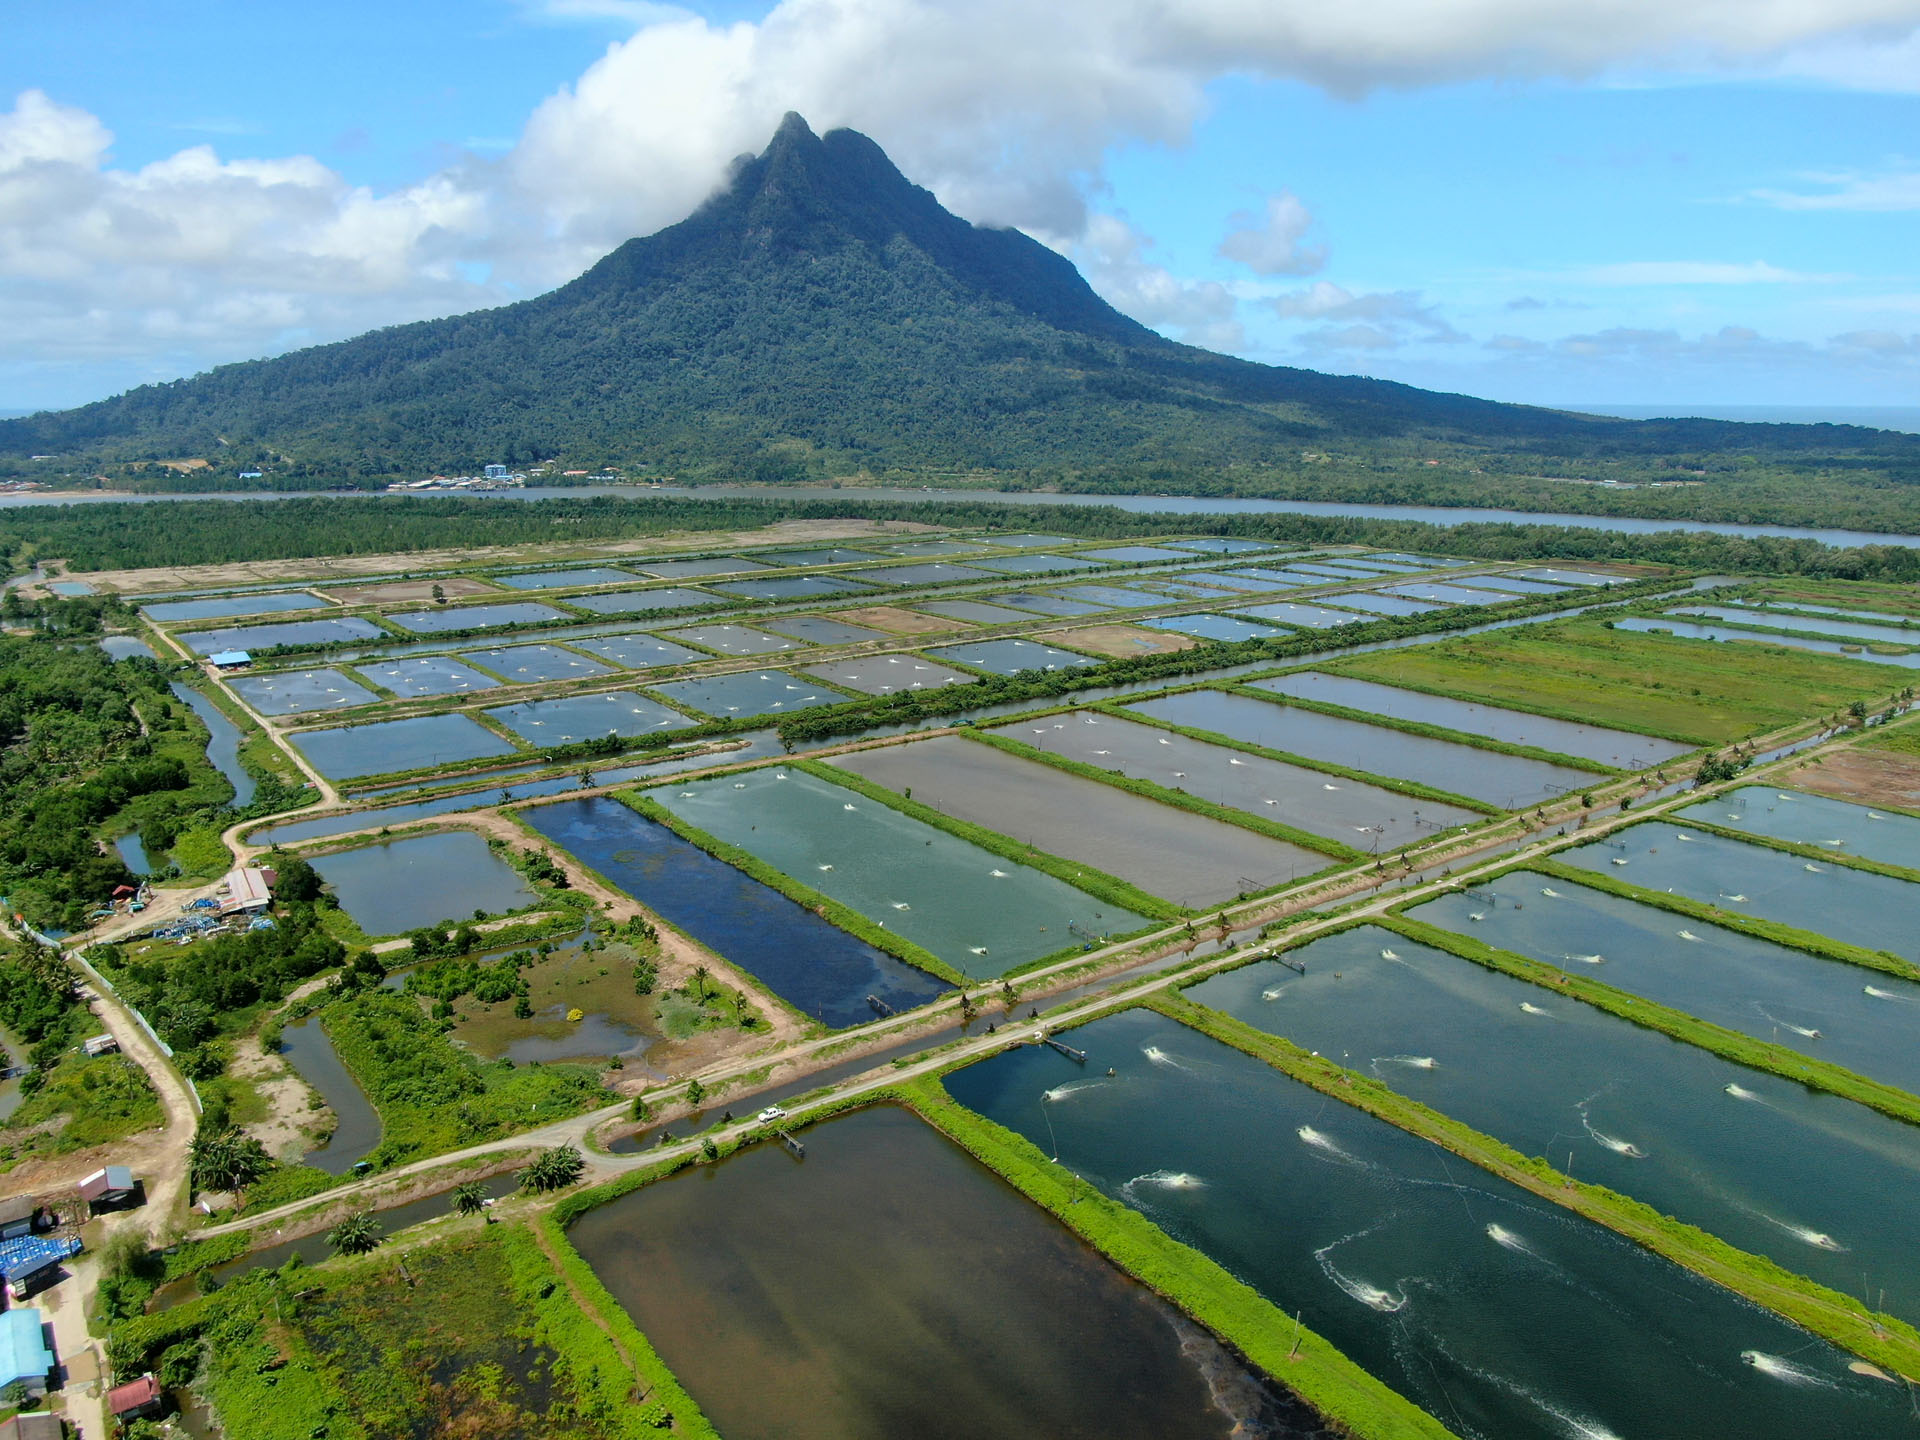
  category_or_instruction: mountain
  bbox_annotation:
[4,113,1916,485]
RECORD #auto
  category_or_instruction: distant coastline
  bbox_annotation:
[1569,403,1920,434]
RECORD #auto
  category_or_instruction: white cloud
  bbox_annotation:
[1077,214,1244,350]
[1269,280,1464,349]
[1217,192,1326,276]
[1576,259,1845,283]
[1750,167,1920,210]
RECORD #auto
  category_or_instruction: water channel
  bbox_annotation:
[169,682,256,806]
[277,1012,382,1174]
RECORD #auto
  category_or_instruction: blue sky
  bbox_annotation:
[2,0,1916,413]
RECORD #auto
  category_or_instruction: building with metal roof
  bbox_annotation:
[0,1310,52,1399]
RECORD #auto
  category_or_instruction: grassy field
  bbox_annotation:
[1731,578,1920,621]
[1328,620,1892,743]
[0,1053,160,1172]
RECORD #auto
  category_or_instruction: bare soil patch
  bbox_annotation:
[1785,747,1920,811]
[1041,622,1196,657]
[826,604,959,635]
[318,576,501,605]
[230,1033,333,1163]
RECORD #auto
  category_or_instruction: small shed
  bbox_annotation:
[218,866,272,915]
[0,1197,37,1241]
[78,1165,137,1210]
[107,1374,163,1421]
[207,650,251,670]
[0,1235,81,1301]
[0,1410,66,1438]
[82,1034,119,1058]
[0,1310,52,1400]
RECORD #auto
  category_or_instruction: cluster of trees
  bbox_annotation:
[405,945,543,1015]
[0,944,80,1094]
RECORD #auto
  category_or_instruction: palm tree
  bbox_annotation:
[326,1209,382,1256]
[450,1181,488,1221]
[190,1128,272,1204]
[518,1144,587,1195]
[691,965,711,1002]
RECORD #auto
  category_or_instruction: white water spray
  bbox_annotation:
[1296,1126,1362,1164]
[1563,953,1604,965]
[1540,887,1563,898]
[1143,1046,1188,1070]
[1865,985,1915,1003]
[989,868,1009,877]
[1125,1169,1206,1192]
[1803,862,1825,873]
[1741,1351,1836,1388]
[1677,929,1702,942]
[1611,857,1629,866]
[1380,948,1401,961]
[1260,985,1287,1001]
[1468,912,1487,922]
[1042,1080,1104,1103]
[1520,1002,1554,1017]
[1374,1054,1437,1070]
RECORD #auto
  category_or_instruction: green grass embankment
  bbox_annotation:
[1152,990,1920,1381]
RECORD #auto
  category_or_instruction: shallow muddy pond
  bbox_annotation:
[179,616,386,654]
[944,1008,1914,1440]
[651,767,1151,974]
[485,690,692,743]
[996,710,1479,848]
[1561,824,1920,958]
[570,1105,1313,1440]
[1255,672,1689,769]
[390,601,567,633]
[833,735,1328,905]
[522,796,945,1026]
[926,637,1099,675]
[229,668,377,715]
[143,592,327,622]
[1129,689,1597,809]
[1408,871,1920,1093]
[1191,927,1920,1323]
[311,829,536,935]
[290,712,518,779]
[1678,785,1920,870]
[803,654,978,694]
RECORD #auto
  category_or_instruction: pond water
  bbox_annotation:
[290,712,518,780]
[882,539,989,557]
[142,592,327,622]
[565,633,707,668]
[1169,572,1299,592]
[988,591,1108,617]
[522,796,945,1026]
[115,831,151,875]
[0,1024,25,1123]
[976,532,1075,547]
[832,735,1328,905]
[650,767,1151,974]
[1380,582,1509,607]
[179,616,386,654]
[759,615,888,646]
[1306,592,1434,618]
[1614,617,1920,670]
[1232,601,1369,629]
[911,598,1035,623]
[389,601,567,634]
[1081,545,1194,563]
[1673,605,1920,649]
[1560,824,1920,959]
[1407,872,1920,1098]
[803,655,978,694]
[229,668,378,716]
[657,622,807,656]
[1278,562,1368,579]
[351,654,501,697]
[1253,672,1689,770]
[1170,537,1279,554]
[1152,581,1248,598]
[759,546,887,567]
[944,1008,1915,1440]
[1676,786,1920,870]
[279,1012,383,1174]
[630,556,774,580]
[1191,927,1920,1324]
[650,669,849,717]
[926,638,1100,675]
[1742,600,1918,626]
[311,829,537,935]
[1514,569,1625,586]
[851,562,999,586]
[997,710,1480,848]
[1055,584,1176,608]
[1148,614,1284,643]
[1230,568,1317,586]
[170,683,256,806]
[494,567,639,590]
[564,586,725,615]
[1444,575,1567,596]
[100,634,158,661]
[485,691,693,743]
[458,643,617,684]
[570,1105,1312,1440]
[1129,690,1598,809]
[712,574,874,601]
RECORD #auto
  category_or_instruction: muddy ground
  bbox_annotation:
[1041,622,1195,657]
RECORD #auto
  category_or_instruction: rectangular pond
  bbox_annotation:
[851,562,998,586]
[1227,568,1315,586]
[522,796,944,1026]
[1380,583,1510,607]
[656,622,806,656]
[976,533,1074,548]
[485,691,694,743]
[229,668,378,716]
[757,546,887,567]
[1146,614,1284,643]
[711,574,875,602]
[1514,568,1623,586]
[881,539,988,557]
[943,1007,1912,1440]
[1192,925,1920,1325]
[759,615,889,646]
[389,601,567,633]
[1129,690,1597,809]
[290,712,518,780]
[1170,571,1300,592]
[179,616,387,654]
[1231,600,1369,630]
[1559,824,1920,959]
[1407,871,1920,1098]
[998,710,1479,847]
[494,567,639,590]
[353,655,502,697]
[563,586,724,615]
[459,644,618,684]
[1313,591,1439,617]
[311,829,537,936]
[832,735,1328,905]
[925,638,1100,676]
[802,655,979,694]
[1048,584,1167,609]
[912,598,1034,624]
[564,633,706,669]
[1253,672,1687,769]
[1442,575,1569,596]
[1079,545,1194,563]
[650,767,1152,974]
[1167,537,1278,554]
[970,553,1106,576]
[1673,605,1920,649]
[568,1104,1294,1440]
[1613,617,1920,670]
[143,592,327,623]
[630,556,775,579]
[987,591,1107,617]
[649,669,848,718]
[1677,785,1920,870]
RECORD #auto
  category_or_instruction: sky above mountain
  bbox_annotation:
[3,0,1917,414]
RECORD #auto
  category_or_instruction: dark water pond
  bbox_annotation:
[310,830,537,935]
[945,1009,1916,1440]
[170,682,256,806]
[390,601,567,633]
[179,616,385,654]
[279,1013,382,1174]
[495,566,639,590]
[290,712,518,779]
[570,1105,1320,1440]
[229,668,378,715]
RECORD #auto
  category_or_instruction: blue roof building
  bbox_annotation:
[0,1309,52,1398]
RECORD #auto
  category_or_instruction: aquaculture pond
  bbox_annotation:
[987,591,1106,617]
[1408,871,1920,1094]
[1560,824,1920,958]
[1191,927,1920,1323]
[1165,572,1299,592]
[521,797,944,1026]
[1147,614,1284,644]
[1129,690,1598,809]
[1380,583,1513,607]
[910,598,1034,624]
[1080,545,1194,563]
[494,566,638,589]
[1677,786,1920,870]
[564,586,723,615]
[997,711,1479,848]
[310,830,537,935]
[944,1008,1914,1440]
[925,638,1099,676]
[630,556,774,579]
[1311,591,1438,617]
[977,532,1074,547]
[1514,568,1622,586]
[882,539,986,557]
[759,615,888,646]
[656,622,805,656]
[390,601,567,633]
[1674,605,1920,648]
[484,690,692,743]
[353,654,500,697]
[572,1106,1313,1440]
[1229,568,1316,586]
[1057,584,1184,608]
[100,634,157,661]
[1169,537,1278,554]
[1613,617,1920,670]
[290,712,517,780]
[114,832,150,875]
[833,735,1328,905]
[459,644,616,684]
[142,592,327,622]
[650,669,847,718]
[228,668,378,716]
[853,562,998,587]
[279,1012,382,1174]
[650,768,1152,974]
[711,574,873,601]
[1232,601,1369,630]
[1443,576,1568,596]
[170,683,255,806]
[565,633,707,669]
[1254,672,1690,769]
[178,616,386,654]
[759,546,886,567]
[803,655,978,694]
